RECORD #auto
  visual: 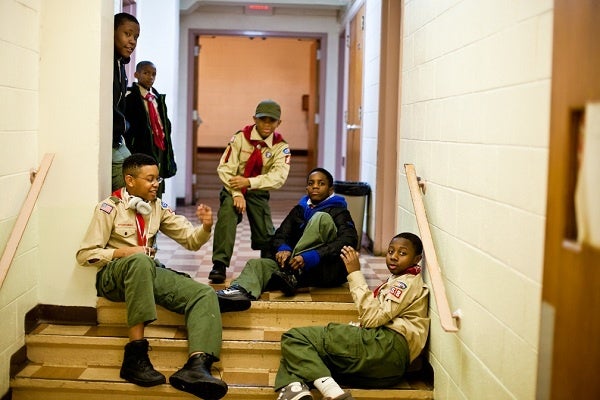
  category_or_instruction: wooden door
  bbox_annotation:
[345,5,365,181]
[537,1,600,398]
[306,40,320,172]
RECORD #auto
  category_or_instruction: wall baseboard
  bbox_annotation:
[25,304,97,334]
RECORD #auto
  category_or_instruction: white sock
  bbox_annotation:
[313,376,344,398]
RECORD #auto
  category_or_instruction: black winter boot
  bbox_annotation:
[120,339,166,387]
[169,353,228,399]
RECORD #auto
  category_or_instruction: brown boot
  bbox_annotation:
[119,339,166,387]
[169,353,228,399]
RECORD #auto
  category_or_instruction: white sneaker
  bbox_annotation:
[276,382,313,400]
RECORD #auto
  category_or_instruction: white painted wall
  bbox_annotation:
[399,1,552,398]
[134,0,180,207]
[361,0,381,238]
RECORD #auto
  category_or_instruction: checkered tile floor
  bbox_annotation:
[156,198,391,290]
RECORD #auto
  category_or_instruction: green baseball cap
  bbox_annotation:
[255,99,281,120]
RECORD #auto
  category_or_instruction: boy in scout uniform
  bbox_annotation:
[273,233,430,400]
[76,153,243,399]
[209,99,291,283]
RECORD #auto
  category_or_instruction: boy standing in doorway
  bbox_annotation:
[125,61,177,198]
[112,12,139,191]
[209,100,291,283]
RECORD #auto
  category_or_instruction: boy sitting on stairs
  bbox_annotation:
[274,232,430,400]
[216,167,358,310]
[76,153,243,399]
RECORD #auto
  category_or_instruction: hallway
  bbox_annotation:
[158,188,390,291]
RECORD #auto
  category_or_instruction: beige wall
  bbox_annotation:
[0,0,42,394]
[399,0,552,398]
[197,36,312,150]
[0,0,112,396]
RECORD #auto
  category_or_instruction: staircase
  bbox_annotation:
[10,288,433,399]
[194,149,310,204]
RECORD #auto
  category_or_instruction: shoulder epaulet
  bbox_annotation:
[109,196,121,204]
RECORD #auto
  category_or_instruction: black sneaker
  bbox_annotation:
[209,262,227,283]
[216,286,253,312]
[270,270,298,296]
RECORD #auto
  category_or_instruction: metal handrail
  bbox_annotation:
[404,163,459,332]
[0,153,55,289]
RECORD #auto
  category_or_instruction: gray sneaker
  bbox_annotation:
[276,382,313,400]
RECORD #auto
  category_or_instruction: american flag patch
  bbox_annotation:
[100,202,114,214]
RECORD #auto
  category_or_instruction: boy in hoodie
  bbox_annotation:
[216,167,357,310]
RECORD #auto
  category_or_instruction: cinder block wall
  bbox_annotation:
[399,1,553,398]
[0,0,42,396]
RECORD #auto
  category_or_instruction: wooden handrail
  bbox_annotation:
[404,163,459,332]
[0,153,55,289]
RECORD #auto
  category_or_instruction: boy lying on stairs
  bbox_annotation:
[274,232,430,400]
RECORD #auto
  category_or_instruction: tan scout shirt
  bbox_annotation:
[347,269,430,362]
[217,126,291,198]
[76,189,210,268]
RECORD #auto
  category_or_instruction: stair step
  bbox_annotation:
[25,331,282,370]
[12,364,433,400]
[97,289,355,328]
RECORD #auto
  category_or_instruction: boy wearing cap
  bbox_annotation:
[209,100,291,283]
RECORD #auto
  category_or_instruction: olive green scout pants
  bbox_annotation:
[274,323,410,391]
[213,188,274,266]
[230,212,340,299]
[96,253,222,358]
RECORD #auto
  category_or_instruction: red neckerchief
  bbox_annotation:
[241,124,283,180]
[112,189,147,246]
[373,265,421,297]
[144,91,166,151]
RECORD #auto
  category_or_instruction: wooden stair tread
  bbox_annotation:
[13,364,432,400]
[97,296,358,329]
[13,283,433,399]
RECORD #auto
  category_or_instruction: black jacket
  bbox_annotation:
[113,53,130,147]
[271,194,358,286]
[124,83,177,179]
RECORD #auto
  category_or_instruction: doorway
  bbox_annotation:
[185,30,325,204]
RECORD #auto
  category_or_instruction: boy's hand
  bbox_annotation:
[232,196,246,213]
[229,176,250,190]
[287,255,305,271]
[196,203,213,232]
[340,245,361,274]
[276,250,292,267]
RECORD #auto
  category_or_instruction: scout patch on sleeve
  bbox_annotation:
[283,148,291,165]
[100,202,114,214]
[389,281,408,299]
[161,201,174,213]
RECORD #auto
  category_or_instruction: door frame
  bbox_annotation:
[537,1,600,398]
[338,0,402,254]
[184,28,328,204]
